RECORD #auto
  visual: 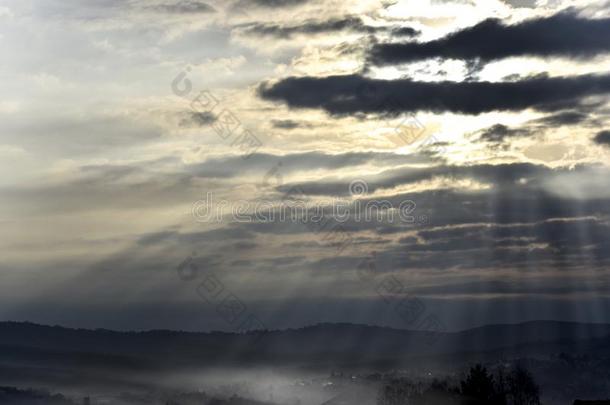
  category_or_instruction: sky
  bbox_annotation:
[1,0,610,332]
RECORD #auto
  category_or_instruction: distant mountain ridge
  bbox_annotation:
[1,320,610,370]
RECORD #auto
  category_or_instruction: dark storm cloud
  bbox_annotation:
[177,112,218,128]
[535,111,589,126]
[271,119,313,130]
[153,1,216,14]
[478,124,531,143]
[594,130,610,146]
[475,108,598,147]
[258,73,610,115]
[391,26,420,37]
[181,111,218,127]
[475,102,605,150]
[369,11,610,66]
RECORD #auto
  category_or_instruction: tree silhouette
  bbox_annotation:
[506,365,541,405]
[459,364,541,405]
[492,368,508,405]
[461,364,496,402]
[376,364,541,405]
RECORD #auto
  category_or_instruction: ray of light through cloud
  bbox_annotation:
[1,0,610,403]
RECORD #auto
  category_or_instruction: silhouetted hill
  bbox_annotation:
[1,320,610,371]
[455,321,610,349]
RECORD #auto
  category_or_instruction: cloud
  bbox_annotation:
[152,1,216,14]
[391,26,420,37]
[30,0,125,20]
[181,111,218,127]
[259,73,610,115]
[6,158,610,330]
[394,216,610,271]
[500,0,537,8]
[0,151,436,216]
[232,0,310,8]
[369,11,610,66]
[475,108,598,147]
[238,16,385,38]
[5,0,610,333]
[137,228,256,247]
[0,6,13,18]
[0,113,164,157]
[276,162,550,197]
[270,119,313,130]
[226,168,610,275]
[188,150,436,178]
[534,110,589,127]
[594,130,610,146]
[478,124,531,144]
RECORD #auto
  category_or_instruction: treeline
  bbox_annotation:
[0,387,275,405]
[0,386,76,405]
[378,364,541,405]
